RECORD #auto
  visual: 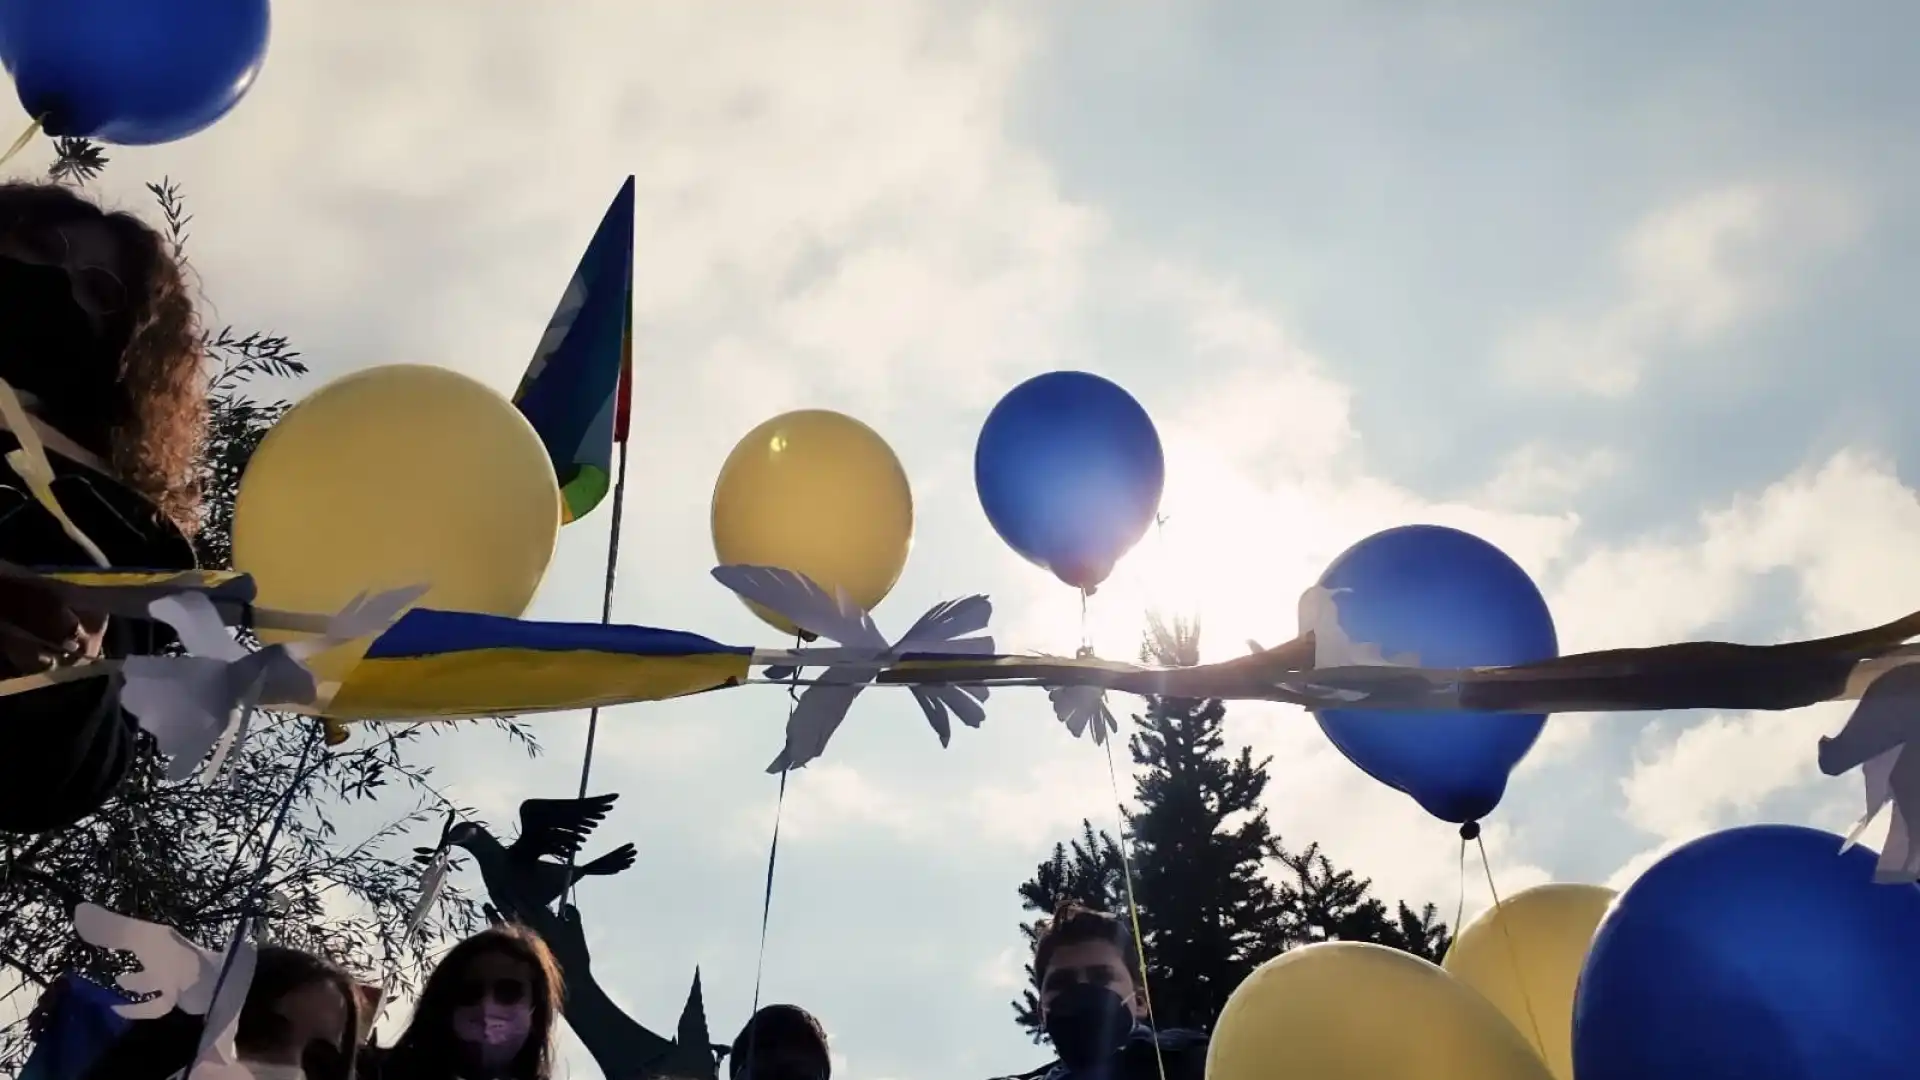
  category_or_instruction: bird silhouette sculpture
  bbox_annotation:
[413,794,636,917]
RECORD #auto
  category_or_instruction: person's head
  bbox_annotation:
[395,924,564,1080]
[83,945,360,1080]
[0,182,204,529]
[728,1004,830,1080]
[233,946,362,1080]
[1033,903,1143,1068]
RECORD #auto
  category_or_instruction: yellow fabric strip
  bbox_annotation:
[321,647,752,721]
[0,376,109,566]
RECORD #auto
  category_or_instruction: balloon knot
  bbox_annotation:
[1459,821,1481,841]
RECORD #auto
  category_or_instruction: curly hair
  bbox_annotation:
[0,182,205,530]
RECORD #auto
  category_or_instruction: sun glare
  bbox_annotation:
[1012,436,1374,665]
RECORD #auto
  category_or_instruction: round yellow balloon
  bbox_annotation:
[233,365,561,680]
[711,410,913,635]
[1208,942,1555,1080]
[1442,883,1615,1080]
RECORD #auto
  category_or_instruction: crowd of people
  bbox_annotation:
[0,170,1211,1080]
[30,901,1201,1080]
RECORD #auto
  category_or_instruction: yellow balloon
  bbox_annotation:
[711,410,913,635]
[233,365,560,680]
[1208,942,1555,1080]
[1442,883,1615,1080]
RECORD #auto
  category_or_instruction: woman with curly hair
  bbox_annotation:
[366,925,565,1080]
[0,180,206,835]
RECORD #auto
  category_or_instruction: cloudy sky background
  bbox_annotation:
[22,2,1920,1076]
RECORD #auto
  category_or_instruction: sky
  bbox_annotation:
[21,1,1920,1077]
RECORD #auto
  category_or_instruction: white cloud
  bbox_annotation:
[974,945,1031,992]
[1481,444,1623,510]
[1620,706,1838,839]
[1551,450,1920,654]
[1500,181,1861,396]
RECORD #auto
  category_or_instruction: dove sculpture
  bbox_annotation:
[713,565,994,771]
[415,794,637,918]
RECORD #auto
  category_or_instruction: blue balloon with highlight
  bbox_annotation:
[1313,524,1555,823]
[1574,824,1920,1080]
[974,371,1164,592]
[0,0,270,145]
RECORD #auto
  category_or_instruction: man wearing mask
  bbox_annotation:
[995,904,1206,1080]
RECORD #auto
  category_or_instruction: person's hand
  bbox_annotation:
[520,901,592,976]
[0,576,105,677]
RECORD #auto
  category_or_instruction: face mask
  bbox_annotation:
[452,1001,533,1072]
[1043,983,1135,1068]
[241,1062,306,1080]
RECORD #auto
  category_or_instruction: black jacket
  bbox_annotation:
[995,1028,1209,1080]
[0,435,195,835]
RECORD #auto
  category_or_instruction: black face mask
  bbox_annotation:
[1043,984,1135,1068]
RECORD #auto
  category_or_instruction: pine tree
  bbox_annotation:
[1123,615,1286,1031]
[1274,843,1451,962]
[1010,821,1125,1033]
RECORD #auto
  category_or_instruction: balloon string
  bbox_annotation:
[743,640,802,1076]
[1450,832,1468,945]
[1103,737,1168,1080]
[0,116,43,171]
[1079,588,1091,654]
[1476,833,1546,1058]
[202,726,322,1062]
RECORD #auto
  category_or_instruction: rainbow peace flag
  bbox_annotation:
[513,177,636,524]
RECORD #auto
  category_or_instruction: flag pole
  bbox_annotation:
[574,437,630,801]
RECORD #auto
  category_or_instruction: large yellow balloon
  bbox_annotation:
[233,365,561,682]
[1208,942,1555,1080]
[1442,883,1615,1080]
[711,410,913,635]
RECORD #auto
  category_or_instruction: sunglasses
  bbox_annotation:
[454,977,529,1007]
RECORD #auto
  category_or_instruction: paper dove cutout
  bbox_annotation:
[1818,662,1920,883]
[1051,681,1119,745]
[408,847,452,937]
[712,565,994,772]
[1298,586,1420,669]
[73,904,258,1079]
[122,586,427,782]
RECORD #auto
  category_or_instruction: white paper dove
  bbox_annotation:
[122,586,427,783]
[1050,681,1120,746]
[73,902,259,1080]
[713,565,994,772]
[1298,586,1419,669]
[407,847,451,938]
[1818,662,1920,883]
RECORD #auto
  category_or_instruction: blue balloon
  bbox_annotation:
[1575,825,1920,1080]
[1313,524,1555,823]
[974,371,1164,592]
[0,0,270,145]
